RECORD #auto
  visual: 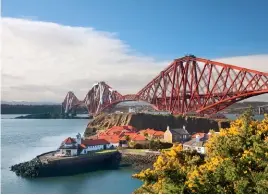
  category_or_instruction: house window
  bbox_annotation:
[66,150,71,156]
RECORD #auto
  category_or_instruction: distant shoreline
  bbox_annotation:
[14,113,93,119]
[2,101,267,115]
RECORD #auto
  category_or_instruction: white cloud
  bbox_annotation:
[214,55,268,102]
[1,17,168,102]
[1,17,268,103]
[215,55,268,73]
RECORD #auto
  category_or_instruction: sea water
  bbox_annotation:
[1,115,142,194]
[1,114,265,194]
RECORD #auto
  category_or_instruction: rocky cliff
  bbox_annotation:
[84,113,230,137]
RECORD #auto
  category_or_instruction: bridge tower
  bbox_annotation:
[61,55,268,116]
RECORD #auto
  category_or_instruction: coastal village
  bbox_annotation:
[4,1,268,193]
[56,124,215,157]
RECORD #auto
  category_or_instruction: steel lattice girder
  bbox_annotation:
[62,56,268,115]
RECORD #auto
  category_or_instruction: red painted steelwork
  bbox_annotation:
[62,56,268,115]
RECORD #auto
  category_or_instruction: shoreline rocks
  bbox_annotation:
[120,153,159,171]
[10,150,159,178]
[10,151,121,178]
[10,158,42,177]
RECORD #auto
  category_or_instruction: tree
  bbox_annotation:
[125,135,130,142]
[133,110,268,194]
[144,132,149,138]
[133,144,204,193]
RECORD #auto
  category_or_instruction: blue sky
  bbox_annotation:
[2,0,268,60]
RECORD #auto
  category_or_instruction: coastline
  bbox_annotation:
[15,113,93,119]
[10,149,160,178]
[11,150,121,177]
[120,152,159,171]
[2,116,142,194]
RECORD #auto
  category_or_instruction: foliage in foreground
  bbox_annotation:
[129,140,173,150]
[133,111,268,194]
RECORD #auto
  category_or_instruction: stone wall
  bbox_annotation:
[120,153,159,171]
[11,151,121,178]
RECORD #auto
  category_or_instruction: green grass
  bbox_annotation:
[122,149,148,153]
[95,149,117,154]
[162,148,171,151]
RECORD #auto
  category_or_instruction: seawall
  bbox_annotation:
[120,152,159,171]
[11,151,121,178]
[84,113,230,137]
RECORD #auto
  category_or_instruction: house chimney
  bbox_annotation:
[76,133,81,144]
[207,132,212,139]
[196,134,200,142]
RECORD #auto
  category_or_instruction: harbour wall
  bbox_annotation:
[11,151,121,178]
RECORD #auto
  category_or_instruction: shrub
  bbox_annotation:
[133,110,268,194]
[133,143,143,149]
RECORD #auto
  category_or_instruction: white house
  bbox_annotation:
[80,139,112,154]
[58,137,79,156]
[57,133,112,156]
[183,133,212,154]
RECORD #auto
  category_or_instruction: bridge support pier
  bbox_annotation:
[61,56,268,116]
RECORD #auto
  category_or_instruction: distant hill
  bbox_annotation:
[1,101,60,105]
[1,101,267,115]
[227,101,268,109]
[1,104,62,114]
[223,101,268,114]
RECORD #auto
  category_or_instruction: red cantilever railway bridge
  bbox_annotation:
[62,55,268,116]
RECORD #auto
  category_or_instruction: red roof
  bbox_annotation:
[122,132,137,136]
[120,137,126,141]
[131,134,147,141]
[79,144,87,149]
[63,137,77,144]
[139,129,164,137]
[104,125,137,136]
[153,131,164,136]
[105,136,120,143]
[82,139,110,146]
[96,126,149,144]
[192,133,206,138]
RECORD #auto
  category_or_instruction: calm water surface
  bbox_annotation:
[1,113,265,194]
[1,115,142,194]
[224,113,265,120]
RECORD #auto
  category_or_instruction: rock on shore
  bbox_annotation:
[10,152,121,178]
[10,158,42,177]
[120,153,159,171]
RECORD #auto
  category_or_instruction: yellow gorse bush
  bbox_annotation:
[133,110,268,194]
